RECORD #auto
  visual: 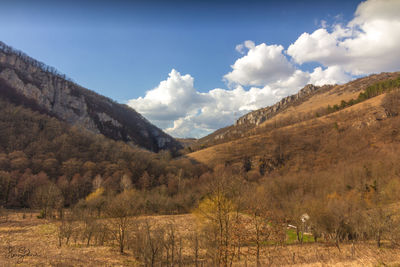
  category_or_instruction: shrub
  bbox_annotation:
[382,90,400,117]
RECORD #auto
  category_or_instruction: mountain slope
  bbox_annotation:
[0,41,181,152]
[188,72,400,170]
[195,84,333,148]
[195,72,399,149]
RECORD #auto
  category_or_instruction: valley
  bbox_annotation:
[1,39,400,266]
[2,211,400,266]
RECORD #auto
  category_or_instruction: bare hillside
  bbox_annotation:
[194,72,400,150]
[188,72,400,170]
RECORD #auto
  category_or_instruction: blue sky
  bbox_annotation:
[1,0,359,101]
[1,0,400,137]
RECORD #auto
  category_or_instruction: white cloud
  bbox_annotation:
[235,44,245,54]
[162,86,277,138]
[351,0,400,23]
[129,69,308,138]
[128,67,351,138]
[287,0,400,75]
[127,69,209,129]
[224,41,295,86]
[309,66,351,86]
[287,28,348,66]
[235,41,256,54]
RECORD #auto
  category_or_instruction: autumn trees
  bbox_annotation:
[13,155,400,266]
[194,165,283,266]
[2,69,400,264]
[105,189,140,253]
[0,97,206,210]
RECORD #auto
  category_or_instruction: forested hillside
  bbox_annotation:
[0,96,206,211]
[0,41,181,152]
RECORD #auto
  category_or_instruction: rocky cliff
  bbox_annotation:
[235,84,333,126]
[197,84,334,146]
[0,41,181,152]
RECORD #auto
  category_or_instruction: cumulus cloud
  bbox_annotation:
[128,66,352,138]
[127,69,209,129]
[287,0,400,75]
[309,66,351,86]
[129,69,307,138]
[224,41,295,86]
[163,85,285,138]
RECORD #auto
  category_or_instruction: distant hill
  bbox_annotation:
[188,72,400,171]
[194,72,399,150]
[0,41,181,152]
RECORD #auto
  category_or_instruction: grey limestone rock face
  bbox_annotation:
[235,84,325,127]
[0,65,97,132]
[204,84,333,143]
[97,112,122,128]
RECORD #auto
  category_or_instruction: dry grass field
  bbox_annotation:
[186,92,389,167]
[0,211,137,266]
[1,211,400,266]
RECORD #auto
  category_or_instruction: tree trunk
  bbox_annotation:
[194,234,199,267]
[296,227,300,242]
[119,227,125,253]
[87,231,92,247]
[335,233,341,252]
[377,230,381,248]
[256,229,261,267]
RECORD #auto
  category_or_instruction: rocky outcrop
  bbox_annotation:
[0,41,181,152]
[198,84,334,146]
[235,84,332,126]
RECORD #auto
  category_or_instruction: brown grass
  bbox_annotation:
[187,91,389,167]
[195,71,400,150]
[1,211,400,266]
[0,211,139,266]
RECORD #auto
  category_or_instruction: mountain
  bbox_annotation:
[196,72,400,149]
[188,72,400,171]
[195,84,334,148]
[0,41,181,152]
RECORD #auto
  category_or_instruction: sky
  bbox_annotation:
[1,0,400,138]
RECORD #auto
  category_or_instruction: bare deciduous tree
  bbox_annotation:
[105,190,140,254]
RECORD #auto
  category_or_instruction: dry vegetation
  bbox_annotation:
[187,75,400,167]
[2,211,400,266]
[192,71,400,150]
[1,73,400,266]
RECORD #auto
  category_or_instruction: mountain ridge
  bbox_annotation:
[194,72,399,149]
[0,41,181,152]
[188,71,400,168]
[235,84,334,127]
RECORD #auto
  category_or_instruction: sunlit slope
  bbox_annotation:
[187,72,400,169]
[194,72,400,151]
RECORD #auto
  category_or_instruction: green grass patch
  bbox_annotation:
[286,229,315,244]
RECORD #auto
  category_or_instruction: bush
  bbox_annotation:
[382,90,400,117]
